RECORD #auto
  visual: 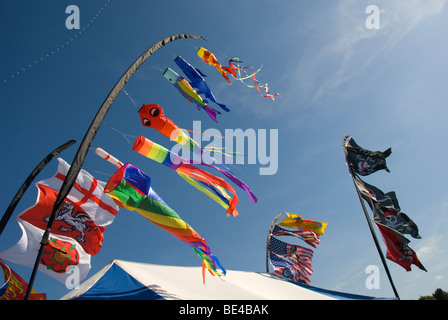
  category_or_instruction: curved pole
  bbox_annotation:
[24,34,206,300]
[0,140,76,237]
[266,212,284,272]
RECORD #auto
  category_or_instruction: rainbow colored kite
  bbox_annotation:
[133,135,255,217]
[103,161,225,281]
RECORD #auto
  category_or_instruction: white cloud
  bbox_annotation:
[284,0,448,105]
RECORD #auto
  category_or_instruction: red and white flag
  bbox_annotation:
[0,158,120,283]
[376,223,426,272]
[0,219,91,284]
[38,158,119,226]
[19,184,105,256]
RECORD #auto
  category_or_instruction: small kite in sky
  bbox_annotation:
[174,56,229,112]
[196,47,236,84]
[197,47,280,100]
[137,105,258,207]
[163,67,221,122]
[138,104,202,156]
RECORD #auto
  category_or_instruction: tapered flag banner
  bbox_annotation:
[104,162,225,281]
[0,259,46,300]
[372,203,421,239]
[375,223,426,272]
[277,213,327,235]
[272,225,321,248]
[354,175,420,239]
[354,175,400,211]
[345,136,391,176]
[0,219,91,284]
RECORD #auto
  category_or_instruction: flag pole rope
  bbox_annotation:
[342,135,400,300]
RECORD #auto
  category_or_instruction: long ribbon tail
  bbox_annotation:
[192,160,258,204]
[176,163,239,217]
[133,135,240,216]
[177,172,231,210]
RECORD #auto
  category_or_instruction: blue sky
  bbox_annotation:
[1,0,448,300]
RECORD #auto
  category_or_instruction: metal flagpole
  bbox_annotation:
[342,135,400,300]
[266,212,284,273]
[24,34,206,300]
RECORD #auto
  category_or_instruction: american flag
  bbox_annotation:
[269,237,314,270]
[269,251,311,285]
[272,225,321,248]
[269,236,314,281]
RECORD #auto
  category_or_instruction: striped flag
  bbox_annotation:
[269,251,311,285]
[272,225,321,248]
[269,237,314,276]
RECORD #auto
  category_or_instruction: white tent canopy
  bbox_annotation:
[61,260,393,300]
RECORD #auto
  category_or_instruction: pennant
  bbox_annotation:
[19,184,106,255]
[0,219,91,284]
[372,203,421,239]
[271,225,321,248]
[345,136,391,176]
[269,251,311,285]
[269,237,314,275]
[354,175,420,239]
[354,175,400,211]
[375,223,426,272]
[0,259,46,300]
[277,213,327,235]
[104,163,225,281]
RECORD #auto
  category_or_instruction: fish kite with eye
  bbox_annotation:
[174,56,229,113]
[137,104,258,209]
[163,67,221,122]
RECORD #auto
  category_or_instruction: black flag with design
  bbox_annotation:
[354,175,421,239]
[345,136,391,176]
